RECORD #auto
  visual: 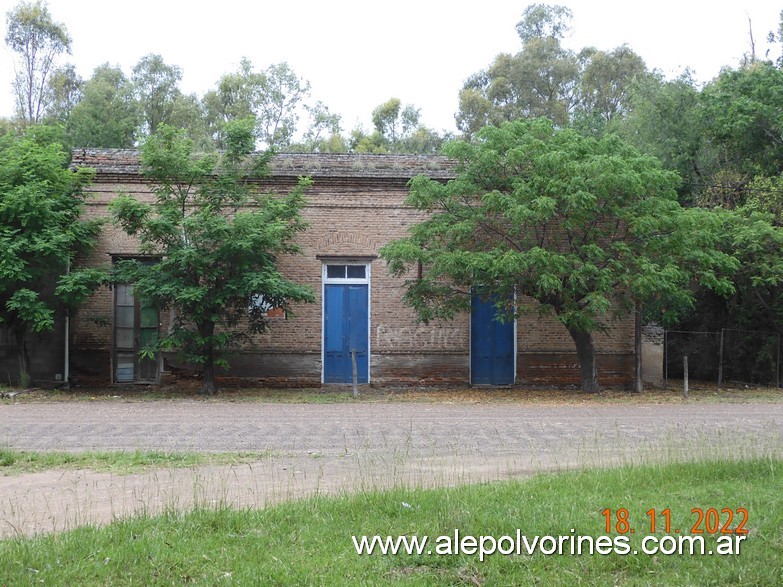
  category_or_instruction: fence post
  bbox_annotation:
[351,349,359,398]
[717,329,725,388]
[683,355,689,398]
[777,334,781,389]
[634,301,643,393]
[664,330,668,388]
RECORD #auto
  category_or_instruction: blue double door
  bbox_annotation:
[471,295,515,385]
[324,284,369,383]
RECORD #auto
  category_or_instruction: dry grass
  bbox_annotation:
[5,381,782,405]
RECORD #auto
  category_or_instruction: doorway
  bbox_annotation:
[113,284,159,383]
[322,263,370,384]
[471,294,515,385]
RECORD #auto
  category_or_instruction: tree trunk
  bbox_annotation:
[567,327,600,393]
[14,325,32,389]
[198,321,218,395]
[200,361,217,395]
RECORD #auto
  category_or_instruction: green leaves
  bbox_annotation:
[66,64,139,148]
[54,268,108,308]
[5,288,53,332]
[109,195,152,236]
[0,129,103,385]
[110,123,315,393]
[700,63,783,178]
[458,10,647,137]
[382,118,750,389]
[5,0,72,124]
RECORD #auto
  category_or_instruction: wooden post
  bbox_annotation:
[718,329,725,387]
[664,330,668,389]
[683,355,689,398]
[351,349,359,398]
[634,300,643,393]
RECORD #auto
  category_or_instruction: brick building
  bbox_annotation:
[65,149,635,388]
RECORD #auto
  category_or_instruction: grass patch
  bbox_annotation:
[0,448,261,476]
[0,458,779,585]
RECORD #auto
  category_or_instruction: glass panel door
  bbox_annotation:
[114,284,136,383]
[114,284,159,383]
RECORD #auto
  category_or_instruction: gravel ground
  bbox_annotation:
[1,400,782,538]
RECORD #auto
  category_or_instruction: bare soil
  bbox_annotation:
[1,391,782,539]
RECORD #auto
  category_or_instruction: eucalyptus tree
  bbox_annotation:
[371,98,420,145]
[291,101,347,153]
[66,64,139,148]
[456,4,579,135]
[618,72,706,204]
[204,58,311,149]
[348,98,446,154]
[131,54,185,137]
[577,45,648,125]
[456,4,647,137]
[4,0,71,124]
[45,63,82,123]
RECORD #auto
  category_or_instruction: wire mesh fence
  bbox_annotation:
[665,330,720,383]
[665,329,781,387]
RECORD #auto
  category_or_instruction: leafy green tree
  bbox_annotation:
[618,71,708,204]
[371,98,419,145]
[402,126,450,155]
[165,92,212,149]
[202,58,258,133]
[515,2,573,42]
[5,0,71,124]
[110,119,316,394]
[457,4,647,138]
[348,127,387,154]
[619,59,783,383]
[290,101,347,153]
[0,129,104,386]
[381,119,738,392]
[348,98,446,154]
[254,62,310,149]
[66,63,139,148]
[457,38,579,134]
[204,58,311,149]
[457,5,580,135]
[577,45,648,125]
[700,61,783,180]
[621,61,783,204]
[131,53,184,137]
[45,63,82,123]
[617,71,703,184]
[670,199,783,383]
[0,118,19,137]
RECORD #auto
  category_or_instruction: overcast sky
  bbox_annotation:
[0,0,781,133]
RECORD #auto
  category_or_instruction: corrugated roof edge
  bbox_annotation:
[70,149,457,180]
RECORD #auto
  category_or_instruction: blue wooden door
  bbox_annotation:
[471,295,514,385]
[324,284,369,383]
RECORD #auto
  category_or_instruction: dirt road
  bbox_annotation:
[1,400,781,538]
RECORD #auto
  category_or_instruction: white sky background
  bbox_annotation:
[0,0,781,134]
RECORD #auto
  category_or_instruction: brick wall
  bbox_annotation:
[69,150,636,389]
